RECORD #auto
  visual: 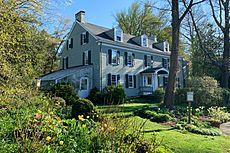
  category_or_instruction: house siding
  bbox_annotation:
[100,44,170,97]
[60,22,101,89]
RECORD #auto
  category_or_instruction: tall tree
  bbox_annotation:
[164,0,205,109]
[115,0,163,37]
[209,0,230,88]
[187,0,229,88]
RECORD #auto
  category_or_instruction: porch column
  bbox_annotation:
[153,73,158,91]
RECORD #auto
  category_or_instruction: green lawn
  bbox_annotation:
[98,103,230,153]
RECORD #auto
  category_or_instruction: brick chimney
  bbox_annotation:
[75,11,85,23]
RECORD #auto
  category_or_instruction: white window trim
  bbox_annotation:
[82,32,87,45]
[68,38,73,49]
[127,52,133,67]
[141,35,148,47]
[111,74,119,86]
[114,27,123,42]
[128,75,134,88]
[84,50,89,65]
[111,49,119,65]
[147,55,152,67]
[80,77,88,91]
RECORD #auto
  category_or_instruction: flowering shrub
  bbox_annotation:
[208,106,230,123]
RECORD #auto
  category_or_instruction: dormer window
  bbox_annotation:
[114,27,123,42]
[141,35,148,47]
[164,41,170,52]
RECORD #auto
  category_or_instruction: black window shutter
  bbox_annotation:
[117,74,120,85]
[167,59,170,69]
[162,58,165,68]
[117,51,120,65]
[134,75,136,88]
[144,55,147,67]
[67,40,69,50]
[66,57,69,69]
[62,58,65,69]
[82,52,85,65]
[86,32,89,43]
[88,50,91,64]
[124,52,128,65]
[125,74,129,88]
[80,34,83,45]
[151,56,153,60]
[108,73,111,86]
[163,76,166,87]
[108,49,112,64]
[70,38,73,48]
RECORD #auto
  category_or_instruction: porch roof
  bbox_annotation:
[140,67,168,74]
[39,65,92,81]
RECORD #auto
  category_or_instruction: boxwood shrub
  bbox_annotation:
[72,98,94,119]
[134,108,171,123]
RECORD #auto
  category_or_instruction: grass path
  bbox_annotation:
[132,116,230,153]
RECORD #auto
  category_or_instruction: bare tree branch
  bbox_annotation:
[209,0,225,32]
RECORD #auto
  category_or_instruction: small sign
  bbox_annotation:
[187,92,193,102]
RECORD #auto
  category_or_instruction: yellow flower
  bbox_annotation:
[78,115,85,121]
[86,116,90,119]
[101,127,104,131]
[104,124,107,128]
[59,141,64,145]
[46,136,51,141]
[82,124,86,128]
[110,127,115,132]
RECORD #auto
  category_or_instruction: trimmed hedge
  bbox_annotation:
[87,85,126,105]
[134,108,171,123]
[152,88,165,103]
[72,98,94,119]
[50,83,79,105]
[176,124,221,136]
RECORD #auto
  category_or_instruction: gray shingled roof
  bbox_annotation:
[81,22,170,56]
[39,65,92,81]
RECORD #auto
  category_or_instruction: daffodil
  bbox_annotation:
[59,141,64,145]
[104,123,107,128]
[46,136,51,141]
[78,115,85,121]
[82,124,86,128]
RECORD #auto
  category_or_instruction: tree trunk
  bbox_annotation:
[164,0,179,109]
[221,0,229,88]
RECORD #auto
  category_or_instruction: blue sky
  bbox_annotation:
[60,0,137,28]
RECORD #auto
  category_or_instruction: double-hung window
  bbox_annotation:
[144,55,153,67]
[108,49,120,65]
[81,32,89,45]
[114,27,123,42]
[125,74,136,88]
[107,73,120,86]
[162,58,169,69]
[125,52,135,66]
[62,57,69,69]
[67,38,73,50]
[83,50,91,65]
[141,35,148,47]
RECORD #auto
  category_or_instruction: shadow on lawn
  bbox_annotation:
[143,127,176,133]
[101,105,152,114]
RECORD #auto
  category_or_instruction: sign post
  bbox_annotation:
[187,92,193,124]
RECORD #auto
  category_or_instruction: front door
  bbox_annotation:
[78,77,89,98]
